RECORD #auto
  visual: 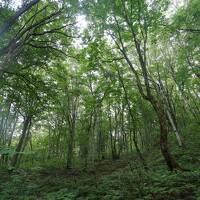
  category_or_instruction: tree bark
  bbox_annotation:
[66,123,75,169]
[152,100,182,171]
[11,115,32,167]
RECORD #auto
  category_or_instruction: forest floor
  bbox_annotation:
[1,135,200,200]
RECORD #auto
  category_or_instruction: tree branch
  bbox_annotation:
[0,0,40,36]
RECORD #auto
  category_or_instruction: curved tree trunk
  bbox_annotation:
[153,100,181,171]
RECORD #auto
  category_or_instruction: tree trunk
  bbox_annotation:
[66,125,75,169]
[11,115,32,167]
[116,66,147,166]
[153,101,181,171]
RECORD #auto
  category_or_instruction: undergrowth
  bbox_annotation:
[1,133,200,200]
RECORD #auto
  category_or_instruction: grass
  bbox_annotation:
[1,134,200,200]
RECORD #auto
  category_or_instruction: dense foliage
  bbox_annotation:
[0,0,199,199]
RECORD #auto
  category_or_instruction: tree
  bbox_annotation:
[0,0,75,73]
[83,0,186,171]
